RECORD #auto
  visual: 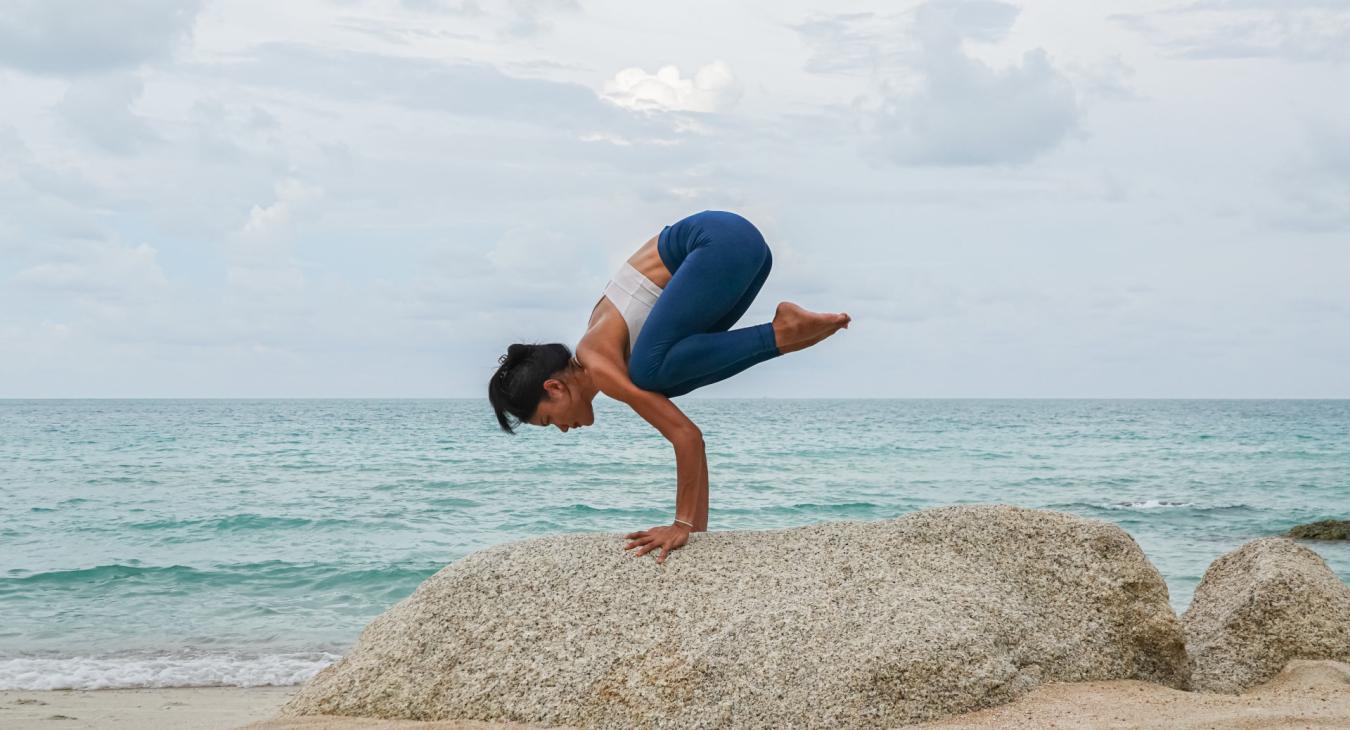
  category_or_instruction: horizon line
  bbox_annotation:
[3,397,1349,402]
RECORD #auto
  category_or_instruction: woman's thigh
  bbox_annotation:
[707,247,771,334]
[628,212,771,382]
[639,215,770,347]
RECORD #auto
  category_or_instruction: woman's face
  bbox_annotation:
[528,377,594,433]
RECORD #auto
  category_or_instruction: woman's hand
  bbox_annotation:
[624,523,691,564]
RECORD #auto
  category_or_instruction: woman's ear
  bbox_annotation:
[542,377,564,399]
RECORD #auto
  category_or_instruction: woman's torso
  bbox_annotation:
[581,233,671,365]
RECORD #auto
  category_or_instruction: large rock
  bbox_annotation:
[282,505,1189,728]
[1183,537,1350,693]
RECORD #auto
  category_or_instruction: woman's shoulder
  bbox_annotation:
[582,299,628,350]
[576,340,634,397]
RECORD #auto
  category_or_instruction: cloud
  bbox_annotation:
[0,0,202,75]
[56,73,159,154]
[601,61,741,113]
[241,178,323,240]
[501,0,581,38]
[790,11,906,75]
[866,51,1079,167]
[1268,118,1350,232]
[216,43,657,136]
[1112,1,1350,63]
[369,0,571,40]
[12,238,168,300]
[228,177,322,294]
[793,2,1079,166]
[399,0,484,15]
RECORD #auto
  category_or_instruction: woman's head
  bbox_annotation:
[488,342,595,434]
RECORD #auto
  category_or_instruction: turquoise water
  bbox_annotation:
[2,399,1347,689]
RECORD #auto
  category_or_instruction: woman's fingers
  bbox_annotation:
[623,526,685,561]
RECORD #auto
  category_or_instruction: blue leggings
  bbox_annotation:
[627,210,782,398]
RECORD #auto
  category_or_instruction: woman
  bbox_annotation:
[488,210,850,564]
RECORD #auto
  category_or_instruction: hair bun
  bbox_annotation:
[503,343,534,366]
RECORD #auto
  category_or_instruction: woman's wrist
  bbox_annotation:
[673,518,694,529]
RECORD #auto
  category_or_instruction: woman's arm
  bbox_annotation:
[599,373,708,530]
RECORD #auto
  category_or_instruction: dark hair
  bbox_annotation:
[488,342,574,434]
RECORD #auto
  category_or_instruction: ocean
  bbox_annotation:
[2,399,1347,690]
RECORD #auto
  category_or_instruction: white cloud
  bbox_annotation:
[864,47,1079,166]
[578,131,679,146]
[241,178,323,240]
[399,0,483,15]
[0,0,202,75]
[1267,117,1350,232]
[13,239,168,299]
[501,0,581,38]
[601,61,741,113]
[793,1,1080,166]
[57,73,159,154]
[224,177,322,297]
[1112,1,1350,63]
[216,43,653,135]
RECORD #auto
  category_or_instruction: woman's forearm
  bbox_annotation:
[671,433,708,531]
[695,443,708,531]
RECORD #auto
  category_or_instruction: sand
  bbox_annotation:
[2,661,1345,729]
[0,686,295,730]
[914,660,1350,730]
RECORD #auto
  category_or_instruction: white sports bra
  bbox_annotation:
[602,260,664,354]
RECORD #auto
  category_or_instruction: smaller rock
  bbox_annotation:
[1288,520,1350,540]
[1248,659,1350,693]
[1184,537,1350,693]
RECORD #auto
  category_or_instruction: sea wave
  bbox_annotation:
[0,650,340,690]
[0,561,437,591]
[1046,500,1253,513]
[1113,500,1195,510]
[123,513,361,532]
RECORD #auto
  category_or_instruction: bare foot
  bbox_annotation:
[772,301,850,354]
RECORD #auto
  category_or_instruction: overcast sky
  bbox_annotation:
[1,0,1347,398]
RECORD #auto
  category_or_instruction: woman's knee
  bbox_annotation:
[629,368,655,392]
[630,369,676,394]
[627,356,665,392]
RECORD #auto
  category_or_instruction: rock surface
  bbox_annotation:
[282,505,1189,729]
[1288,519,1350,540]
[249,662,1350,730]
[1183,537,1350,693]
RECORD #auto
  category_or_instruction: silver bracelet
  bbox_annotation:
[673,518,694,528]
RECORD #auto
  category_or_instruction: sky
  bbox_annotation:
[1,0,1347,398]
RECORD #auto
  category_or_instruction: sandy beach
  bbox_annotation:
[0,686,295,730]
[0,660,1344,730]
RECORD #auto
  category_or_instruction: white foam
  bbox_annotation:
[0,650,340,690]
[1116,499,1193,510]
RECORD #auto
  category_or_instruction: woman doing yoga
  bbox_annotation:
[488,210,850,564]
